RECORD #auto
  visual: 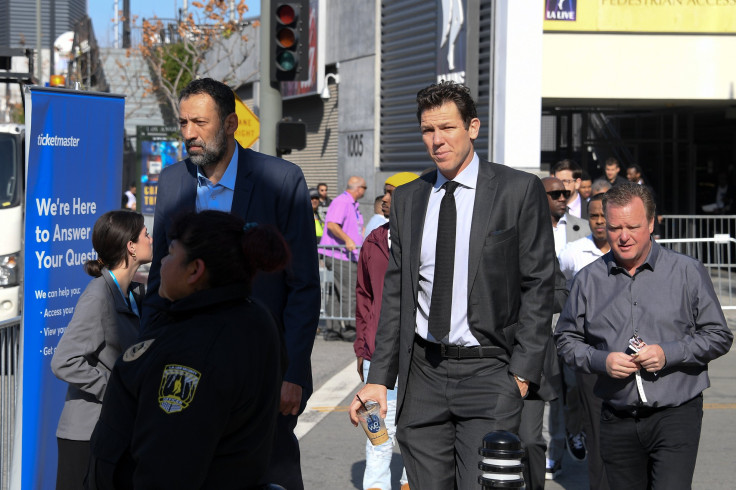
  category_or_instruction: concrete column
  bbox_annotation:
[490,2,543,171]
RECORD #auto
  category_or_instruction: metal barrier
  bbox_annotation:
[658,236,736,309]
[318,245,360,322]
[660,215,736,240]
[1,316,20,490]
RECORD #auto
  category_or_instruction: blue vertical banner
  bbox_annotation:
[13,87,124,489]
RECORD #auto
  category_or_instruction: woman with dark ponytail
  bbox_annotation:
[51,210,152,489]
[88,211,290,489]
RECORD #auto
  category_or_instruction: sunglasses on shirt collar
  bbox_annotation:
[546,190,571,200]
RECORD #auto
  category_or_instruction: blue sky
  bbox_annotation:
[89,1,261,47]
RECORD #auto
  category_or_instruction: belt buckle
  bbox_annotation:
[441,343,461,359]
[439,343,448,357]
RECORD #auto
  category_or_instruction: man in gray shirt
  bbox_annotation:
[554,182,733,490]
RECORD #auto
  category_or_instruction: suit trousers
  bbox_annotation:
[397,337,523,490]
[519,397,546,490]
[545,398,566,463]
[260,389,311,490]
[600,394,703,490]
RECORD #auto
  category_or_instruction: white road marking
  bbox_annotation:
[296,361,361,440]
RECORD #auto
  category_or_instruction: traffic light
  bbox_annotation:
[271,1,309,83]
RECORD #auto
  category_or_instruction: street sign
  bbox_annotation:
[234,92,260,148]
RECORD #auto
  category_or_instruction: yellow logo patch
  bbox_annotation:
[158,364,201,414]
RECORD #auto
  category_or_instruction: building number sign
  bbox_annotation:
[347,133,364,157]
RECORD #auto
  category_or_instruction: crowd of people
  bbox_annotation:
[50,77,732,490]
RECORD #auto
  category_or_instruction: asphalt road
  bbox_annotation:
[301,316,736,489]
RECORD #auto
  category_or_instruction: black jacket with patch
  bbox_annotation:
[87,284,282,489]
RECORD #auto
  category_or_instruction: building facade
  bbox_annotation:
[199,1,736,215]
[0,0,86,48]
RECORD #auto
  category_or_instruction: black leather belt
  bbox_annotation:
[414,334,505,359]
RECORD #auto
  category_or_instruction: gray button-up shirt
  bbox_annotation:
[554,239,733,410]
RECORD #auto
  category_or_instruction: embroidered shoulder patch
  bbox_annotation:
[158,364,201,414]
[122,339,155,362]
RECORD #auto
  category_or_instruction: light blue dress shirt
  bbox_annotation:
[416,153,480,346]
[195,146,239,213]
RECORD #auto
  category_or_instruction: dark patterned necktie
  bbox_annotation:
[428,180,459,342]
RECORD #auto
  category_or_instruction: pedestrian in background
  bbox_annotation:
[603,157,627,187]
[557,193,611,489]
[317,182,331,222]
[51,210,151,489]
[551,159,588,220]
[311,187,324,245]
[320,175,367,342]
[122,182,136,210]
[355,171,418,490]
[364,195,388,237]
[579,171,592,201]
[591,179,612,197]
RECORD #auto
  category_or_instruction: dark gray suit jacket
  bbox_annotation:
[51,273,143,440]
[366,159,555,418]
[146,144,321,393]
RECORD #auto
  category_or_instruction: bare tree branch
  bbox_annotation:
[127,0,257,124]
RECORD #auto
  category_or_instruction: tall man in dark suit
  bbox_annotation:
[145,78,320,490]
[349,81,555,489]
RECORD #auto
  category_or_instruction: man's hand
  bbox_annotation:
[514,376,529,398]
[634,344,666,373]
[349,383,387,426]
[357,357,364,382]
[344,236,357,252]
[326,222,356,251]
[280,381,303,416]
[605,352,639,379]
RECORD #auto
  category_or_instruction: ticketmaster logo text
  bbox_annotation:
[37,134,80,147]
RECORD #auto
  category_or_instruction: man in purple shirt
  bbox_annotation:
[320,176,367,341]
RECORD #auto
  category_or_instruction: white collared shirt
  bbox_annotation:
[416,153,479,346]
[558,234,607,286]
[552,215,568,255]
[567,192,582,218]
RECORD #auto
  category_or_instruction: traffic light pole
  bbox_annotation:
[259,0,282,157]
